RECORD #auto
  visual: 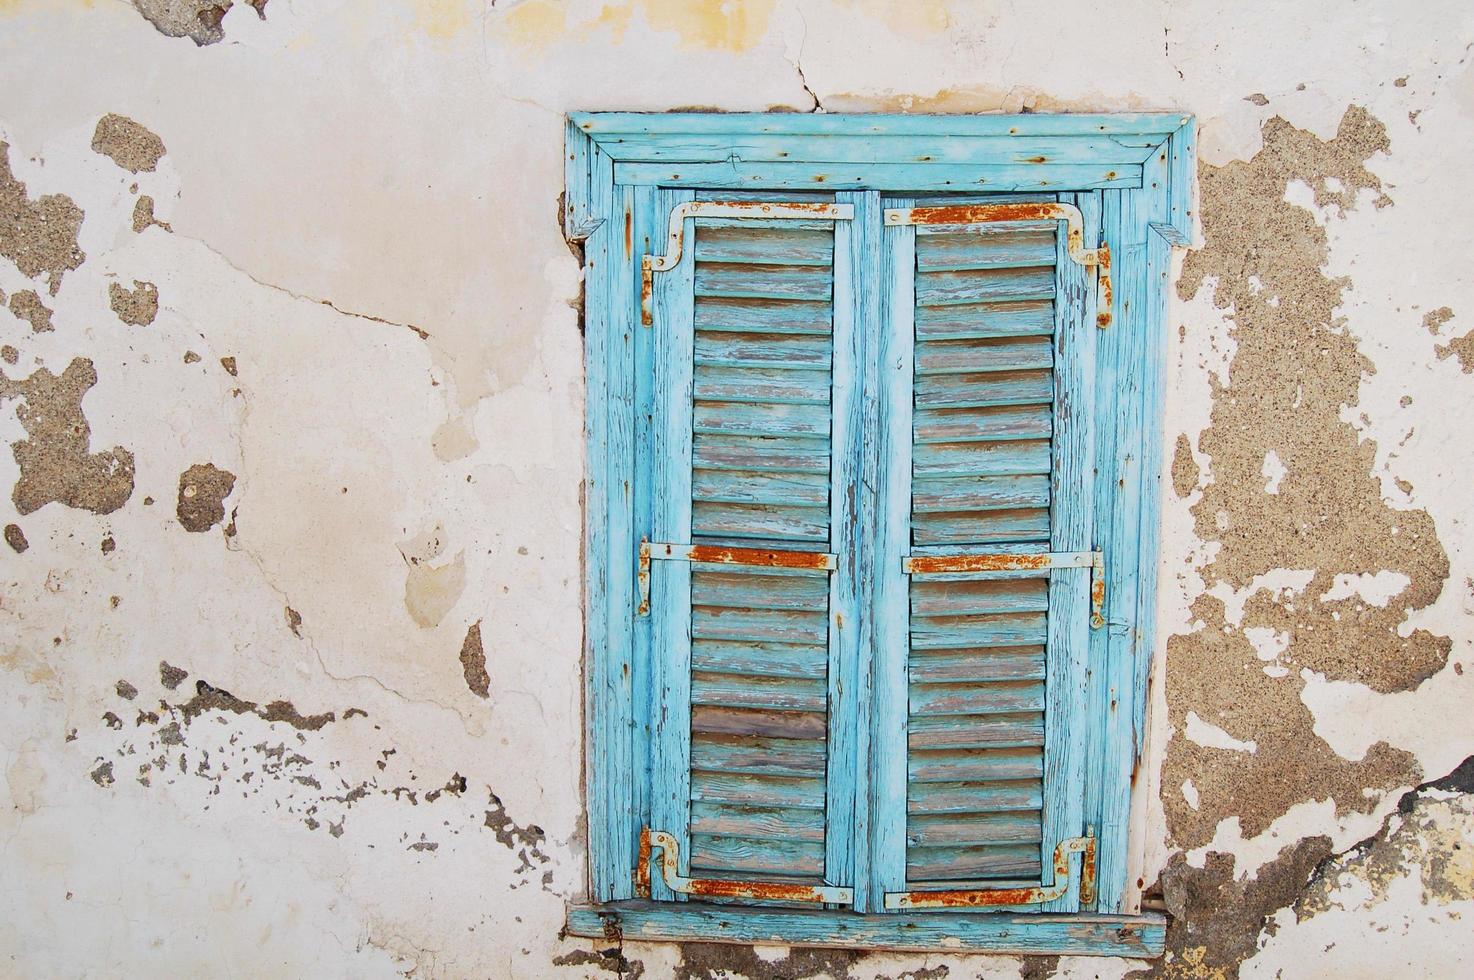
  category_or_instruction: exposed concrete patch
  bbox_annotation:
[4,522,27,552]
[673,944,864,980]
[1422,306,1454,335]
[284,605,303,637]
[115,680,138,700]
[108,280,159,326]
[90,760,115,786]
[159,661,188,690]
[1435,331,1474,372]
[484,789,549,875]
[0,345,16,365]
[1297,757,1474,917]
[1135,838,1333,980]
[127,1,268,46]
[1018,956,1058,980]
[178,678,340,731]
[91,115,166,174]
[554,948,646,979]
[0,358,136,515]
[175,462,235,532]
[1165,107,1446,850]
[8,290,54,333]
[0,141,86,294]
[131,195,170,233]
[459,621,489,699]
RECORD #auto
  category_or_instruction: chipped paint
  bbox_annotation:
[1163,109,1448,870]
[91,114,166,173]
[0,359,135,515]
[0,140,84,292]
[108,279,158,325]
[175,462,234,532]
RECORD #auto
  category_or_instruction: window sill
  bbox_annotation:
[566,901,1166,958]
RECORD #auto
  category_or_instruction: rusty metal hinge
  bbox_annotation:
[904,549,1106,629]
[634,828,854,905]
[884,836,1097,910]
[884,203,1114,328]
[637,539,837,616]
[642,201,855,326]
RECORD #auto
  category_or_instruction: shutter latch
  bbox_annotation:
[634,828,854,905]
[637,539,837,616]
[642,201,856,326]
[903,549,1106,629]
[883,835,1097,909]
[884,202,1113,328]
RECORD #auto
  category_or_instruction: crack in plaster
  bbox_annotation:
[164,229,431,341]
[789,3,824,113]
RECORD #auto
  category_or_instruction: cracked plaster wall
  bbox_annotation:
[1,1,1473,978]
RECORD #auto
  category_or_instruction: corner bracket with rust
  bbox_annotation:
[634,828,855,905]
[638,539,837,616]
[642,201,855,326]
[884,836,1097,910]
[884,202,1114,328]
[904,549,1106,629]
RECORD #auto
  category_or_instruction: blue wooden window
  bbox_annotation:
[565,113,1195,957]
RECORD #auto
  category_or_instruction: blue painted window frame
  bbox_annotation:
[564,111,1195,956]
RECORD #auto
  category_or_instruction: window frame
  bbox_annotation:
[564,111,1196,957]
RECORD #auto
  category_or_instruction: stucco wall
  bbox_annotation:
[2,2,1472,977]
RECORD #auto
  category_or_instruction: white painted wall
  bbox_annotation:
[2,2,1472,977]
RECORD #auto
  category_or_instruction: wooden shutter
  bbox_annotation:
[643,195,854,905]
[875,196,1099,912]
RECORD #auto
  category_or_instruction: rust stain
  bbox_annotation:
[1079,837,1098,905]
[683,877,837,903]
[640,260,654,326]
[634,826,653,897]
[684,544,832,570]
[910,886,1040,908]
[742,201,841,215]
[907,552,1050,574]
[903,201,1064,226]
[1096,243,1113,328]
[624,208,633,256]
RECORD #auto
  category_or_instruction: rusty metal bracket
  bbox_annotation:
[884,836,1097,910]
[642,201,855,326]
[884,203,1114,328]
[634,828,854,904]
[638,539,838,616]
[904,549,1106,629]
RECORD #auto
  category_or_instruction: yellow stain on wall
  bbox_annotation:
[0,0,95,14]
[635,0,778,52]
[411,0,476,39]
[505,0,777,52]
[504,0,569,47]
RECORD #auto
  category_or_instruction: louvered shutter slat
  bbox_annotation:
[900,204,1078,892]
[651,205,842,895]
